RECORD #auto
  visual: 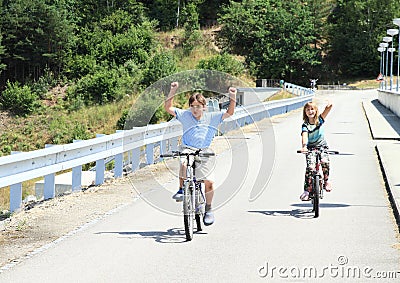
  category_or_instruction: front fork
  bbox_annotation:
[310,173,324,199]
[317,173,324,199]
[194,178,205,213]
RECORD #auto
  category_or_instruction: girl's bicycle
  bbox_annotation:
[161,149,214,241]
[297,149,339,218]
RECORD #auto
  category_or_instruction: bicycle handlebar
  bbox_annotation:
[297,150,339,155]
[160,150,215,158]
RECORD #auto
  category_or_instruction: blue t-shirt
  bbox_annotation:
[301,115,327,148]
[174,108,224,149]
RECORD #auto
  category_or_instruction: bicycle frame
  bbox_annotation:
[161,149,213,241]
[311,151,323,217]
[297,149,339,218]
[182,153,206,234]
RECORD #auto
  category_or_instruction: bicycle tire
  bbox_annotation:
[194,182,203,232]
[183,182,194,241]
[313,175,320,218]
[195,214,202,232]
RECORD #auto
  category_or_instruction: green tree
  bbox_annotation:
[217,0,318,84]
[0,0,74,84]
[143,0,178,31]
[324,0,400,79]
[72,0,147,27]
[0,33,6,77]
[181,2,201,55]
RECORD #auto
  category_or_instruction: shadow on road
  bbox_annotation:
[248,209,315,219]
[248,203,352,219]
[95,228,206,244]
[291,203,350,208]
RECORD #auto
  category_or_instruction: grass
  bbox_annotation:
[0,96,136,156]
[265,89,296,101]
[346,78,380,89]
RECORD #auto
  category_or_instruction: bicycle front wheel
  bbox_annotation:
[195,182,204,232]
[183,182,194,241]
[313,175,320,218]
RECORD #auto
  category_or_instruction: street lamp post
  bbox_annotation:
[378,47,385,89]
[380,42,389,89]
[383,36,393,90]
[393,18,400,92]
[387,29,399,91]
[388,47,396,90]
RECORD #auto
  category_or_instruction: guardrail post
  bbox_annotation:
[44,145,56,200]
[9,151,22,212]
[95,134,105,185]
[114,130,124,178]
[131,148,140,171]
[160,140,167,160]
[72,140,82,191]
[170,137,178,151]
[114,153,123,178]
[146,143,155,164]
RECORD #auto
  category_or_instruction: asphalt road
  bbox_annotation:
[0,90,399,282]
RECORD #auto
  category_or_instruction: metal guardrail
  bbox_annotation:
[284,82,314,96]
[318,84,360,90]
[1,89,313,213]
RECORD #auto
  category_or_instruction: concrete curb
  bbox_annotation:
[375,144,400,231]
[363,98,400,231]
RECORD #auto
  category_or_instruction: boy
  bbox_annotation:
[164,81,237,225]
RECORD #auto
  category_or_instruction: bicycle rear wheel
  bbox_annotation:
[183,182,194,241]
[313,175,320,218]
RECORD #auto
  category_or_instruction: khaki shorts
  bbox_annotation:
[179,146,216,181]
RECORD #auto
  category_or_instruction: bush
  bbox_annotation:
[141,51,178,87]
[65,54,98,79]
[0,81,39,115]
[66,68,130,106]
[197,53,244,76]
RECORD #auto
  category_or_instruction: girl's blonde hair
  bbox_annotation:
[303,101,320,125]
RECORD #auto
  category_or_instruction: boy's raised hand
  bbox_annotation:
[170,81,179,92]
[228,86,237,99]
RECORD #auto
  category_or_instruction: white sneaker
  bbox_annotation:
[172,189,183,202]
[300,191,310,201]
[203,211,215,226]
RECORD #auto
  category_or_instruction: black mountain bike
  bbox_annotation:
[161,149,214,241]
[298,149,339,218]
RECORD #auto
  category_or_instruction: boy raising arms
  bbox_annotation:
[164,81,237,225]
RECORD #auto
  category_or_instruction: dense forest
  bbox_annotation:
[0,0,399,147]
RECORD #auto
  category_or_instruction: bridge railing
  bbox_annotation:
[284,82,314,96]
[1,91,313,212]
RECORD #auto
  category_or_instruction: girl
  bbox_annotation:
[300,101,333,201]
